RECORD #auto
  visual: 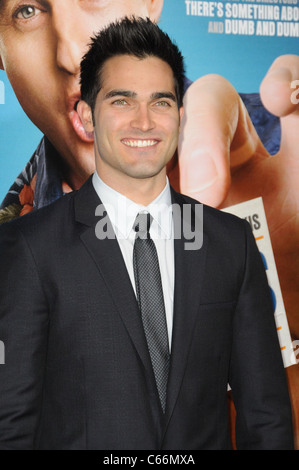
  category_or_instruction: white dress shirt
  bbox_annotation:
[92,172,175,350]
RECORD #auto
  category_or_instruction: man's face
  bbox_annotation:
[0,0,163,183]
[82,54,182,193]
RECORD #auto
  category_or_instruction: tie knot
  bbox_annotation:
[134,212,152,236]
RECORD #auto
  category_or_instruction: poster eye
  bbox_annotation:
[15,6,39,20]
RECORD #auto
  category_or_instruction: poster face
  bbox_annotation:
[0,0,298,201]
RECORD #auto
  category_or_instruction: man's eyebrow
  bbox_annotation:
[104,90,137,100]
[104,90,177,103]
[150,92,177,103]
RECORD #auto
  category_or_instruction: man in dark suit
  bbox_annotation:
[0,17,294,450]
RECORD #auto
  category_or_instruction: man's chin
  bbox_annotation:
[124,164,167,181]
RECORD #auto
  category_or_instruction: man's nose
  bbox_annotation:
[52,7,87,75]
[130,105,155,132]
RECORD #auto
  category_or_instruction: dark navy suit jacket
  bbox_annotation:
[0,178,293,449]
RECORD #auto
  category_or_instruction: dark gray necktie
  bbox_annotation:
[133,212,170,413]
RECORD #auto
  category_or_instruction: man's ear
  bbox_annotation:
[0,55,4,70]
[76,100,94,133]
[146,0,163,22]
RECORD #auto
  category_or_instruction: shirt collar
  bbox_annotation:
[92,171,173,240]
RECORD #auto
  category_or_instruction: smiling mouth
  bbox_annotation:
[121,139,159,148]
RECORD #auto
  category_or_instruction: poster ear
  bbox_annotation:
[76,100,94,133]
[146,0,164,22]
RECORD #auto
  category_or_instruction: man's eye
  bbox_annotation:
[156,101,170,107]
[113,99,127,106]
[15,6,39,20]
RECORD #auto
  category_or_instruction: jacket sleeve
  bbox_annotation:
[229,220,294,449]
[0,221,49,449]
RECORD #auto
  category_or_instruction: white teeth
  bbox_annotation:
[122,139,158,148]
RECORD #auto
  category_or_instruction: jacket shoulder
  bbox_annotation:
[176,190,248,232]
[0,191,77,240]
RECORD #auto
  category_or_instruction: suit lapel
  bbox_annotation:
[163,190,209,433]
[73,177,155,378]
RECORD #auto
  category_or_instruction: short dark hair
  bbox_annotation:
[80,17,185,113]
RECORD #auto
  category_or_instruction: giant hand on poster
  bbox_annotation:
[174,55,299,339]
[164,1,299,447]
[0,0,298,448]
[164,1,299,449]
